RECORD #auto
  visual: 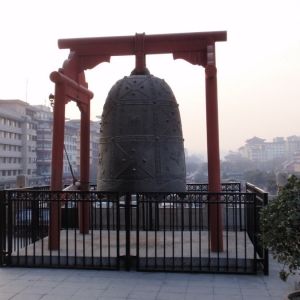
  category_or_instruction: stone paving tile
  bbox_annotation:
[30,280,60,288]
[165,273,191,281]
[2,278,33,289]
[55,281,86,290]
[106,283,137,292]
[186,285,214,294]
[21,286,53,295]
[142,272,167,278]
[79,282,111,290]
[100,288,131,298]
[188,279,214,287]
[188,273,214,281]
[214,296,241,300]
[61,275,91,283]
[18,274,45,281]
[213,287,242,296]
[10,293,43,300]
[69,296,99,300]
[0,280,12,286]
[39,275,71,282]
[0,293,18,300]
[241,287,270,297]
[185,294,214,300]
[0,285,27,294]
[132,283,162,292]
[128,290,158,299]
[39,295,70,300]
[156,292,186,300]
[46,287,77,296]
[238,280,267,289]
[159,284,187,293]
[83,276,115,284]
[241,296,274,300]
[72,287,104,298]
[268,288,293,298]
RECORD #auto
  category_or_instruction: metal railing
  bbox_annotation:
[0,185,268,274]
[246,182,269,275]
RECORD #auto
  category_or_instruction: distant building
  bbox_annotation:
[0,100,41,189]
[224,150,244,162]
[0,100,101,189]
[238,136,291,162]
[286,135,300,161]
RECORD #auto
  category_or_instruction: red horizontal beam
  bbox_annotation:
[58,31,227,56]
[50,71,94,104]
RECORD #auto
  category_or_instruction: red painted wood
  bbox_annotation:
[49,31,227,251]
[205,63,223,252]
[48,83,66,250]
[79,102,90,234]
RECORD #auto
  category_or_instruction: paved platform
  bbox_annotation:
[12,230,254,258]
[11,230,255,272]
[0,254,297,300]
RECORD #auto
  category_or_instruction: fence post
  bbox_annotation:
[0,190,5,266]
[125,192,131,271]
[263,192,269,275]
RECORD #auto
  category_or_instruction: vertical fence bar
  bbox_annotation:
[0,191,6,266]
[136,194,140,271]
[253,194,258,274]
[263,192,269,275]
[125,192,131,271]
[7,192,13,266]
[116,192,120,270]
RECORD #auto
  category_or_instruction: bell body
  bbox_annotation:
[97,73,186,193]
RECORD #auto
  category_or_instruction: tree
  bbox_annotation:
[259,175,300,281]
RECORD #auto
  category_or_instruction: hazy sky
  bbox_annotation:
[0,0,299,158]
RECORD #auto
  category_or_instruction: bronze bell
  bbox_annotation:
[97,68,186,193]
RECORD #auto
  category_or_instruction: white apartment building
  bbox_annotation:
[286,136,300,161]
[0,100,100,189]
[0,100,41,189]
[238,136,299,162]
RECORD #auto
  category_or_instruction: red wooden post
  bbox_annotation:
[48,83,65,250]
[205,63,223,252]
[79,102,90,234]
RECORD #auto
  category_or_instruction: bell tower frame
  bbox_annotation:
[49,31,227,251]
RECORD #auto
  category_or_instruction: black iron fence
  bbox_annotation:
[0,183,268,274]
[246,182,269,275]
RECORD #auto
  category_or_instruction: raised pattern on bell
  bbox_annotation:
[97,70,186,193]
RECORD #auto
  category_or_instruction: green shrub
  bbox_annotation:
[259,175,300,281]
